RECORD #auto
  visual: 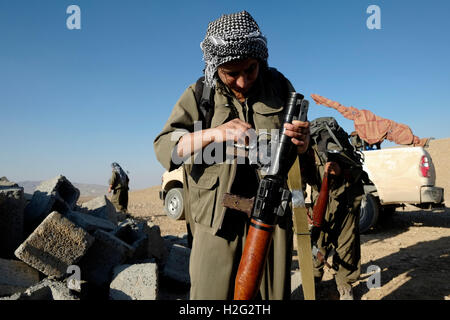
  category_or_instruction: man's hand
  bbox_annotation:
[324,161,341,176]
[283,120,310,154]
[177,119,253,159]
[212,118,253,144]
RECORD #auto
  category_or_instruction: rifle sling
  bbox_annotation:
[287,157,316,300]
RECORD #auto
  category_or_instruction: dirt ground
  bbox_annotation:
[122,138,450,300]
[315,205,450,300]
[124,188,449,300]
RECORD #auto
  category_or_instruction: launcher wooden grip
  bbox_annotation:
[312,172,329,228]
[234,218,275,300]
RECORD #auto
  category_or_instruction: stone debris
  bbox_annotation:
[112,218,149,262]
[75,195,119,224]
[0,175,188,300]
[79,229,135,288]
[0,179,26,258]
[24,175,80,233]
[109,262,159,300]
[0,258,40,296]
[15,211,95,277]
[163,244,191,285]
[144,221,169,265]
[0,278,79,300]
[66,210,117,233]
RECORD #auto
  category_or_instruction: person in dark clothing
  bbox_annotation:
[108,162,129,213]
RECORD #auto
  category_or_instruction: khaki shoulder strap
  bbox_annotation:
[287,156,316,300]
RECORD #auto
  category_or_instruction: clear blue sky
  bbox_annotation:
[1,0,449,189]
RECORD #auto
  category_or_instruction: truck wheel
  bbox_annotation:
[359,193,379,233]
[164,188,185,220]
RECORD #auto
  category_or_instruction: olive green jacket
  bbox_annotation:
[109,171,129,191]
[154,68,294,235]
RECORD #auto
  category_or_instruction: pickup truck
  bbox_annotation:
[358,146,444,232]
[159,146,445,233]
[159,167,184,220]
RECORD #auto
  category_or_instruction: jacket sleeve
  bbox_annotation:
[109,172,118,188]
[153,84,200,171]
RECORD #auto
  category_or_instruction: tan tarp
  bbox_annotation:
[311,94,429,147]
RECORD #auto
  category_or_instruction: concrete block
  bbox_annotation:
[109,262,159,300]
[0,258,40,296]
[163,233,189,248]
[15,211,95,278]
[0,184,25,258]
[163,244,190,284]
[145,222,169,264]
[114,219,169,265]
[112,218,149,261]
[24,175,80,231]
[0,278,78,300]
[66,210,117,233]
[79,230,135,287]
[77,195,118,224]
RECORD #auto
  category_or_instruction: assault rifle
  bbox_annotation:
[222,92,309,300]
[310,149,360,269]
[309,156,331,268]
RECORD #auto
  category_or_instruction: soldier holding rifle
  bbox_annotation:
[154,11,310,299]
[300,122,366,300]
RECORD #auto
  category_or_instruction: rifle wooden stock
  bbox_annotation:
[234,219,275,300]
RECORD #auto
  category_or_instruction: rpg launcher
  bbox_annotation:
[221,92,309,300]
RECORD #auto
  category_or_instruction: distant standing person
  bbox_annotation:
[108,162,129,213]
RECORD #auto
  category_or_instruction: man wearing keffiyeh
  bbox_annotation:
[154,11,310,300]
[200,11,269,89]
[108,162,130,213]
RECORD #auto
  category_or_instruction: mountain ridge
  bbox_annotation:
[18,180,109,197]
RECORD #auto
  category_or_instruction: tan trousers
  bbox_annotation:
[111,188,128,213]
[189,210,293,300]
[313,192,362,287]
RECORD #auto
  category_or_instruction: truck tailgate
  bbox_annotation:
[362,147,437,205]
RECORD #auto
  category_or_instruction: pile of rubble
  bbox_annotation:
[0,175,191,300]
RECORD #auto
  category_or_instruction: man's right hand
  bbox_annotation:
[212,118,253,144]
[177,118,253,159]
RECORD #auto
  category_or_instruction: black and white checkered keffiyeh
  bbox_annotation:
[111,162,128,185]
[200,11,268,88]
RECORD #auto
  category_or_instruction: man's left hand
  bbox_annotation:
[283,120,310,154]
